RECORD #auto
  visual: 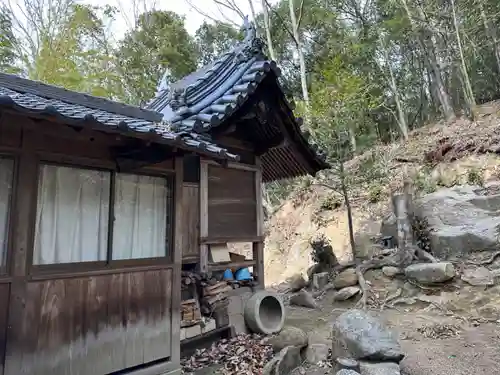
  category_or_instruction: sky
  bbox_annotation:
[82,0,279,37]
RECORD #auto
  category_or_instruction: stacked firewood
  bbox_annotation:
[181,299,202,327]
[201,281,232,315]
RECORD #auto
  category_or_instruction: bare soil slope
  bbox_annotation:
[265,101,500,286]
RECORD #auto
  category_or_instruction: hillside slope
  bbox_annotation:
[264,100,500,286]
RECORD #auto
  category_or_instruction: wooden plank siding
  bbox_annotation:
[0,114,181,375]
[207,165,257,239]
[3,269,173,375]
[182,184,200,261]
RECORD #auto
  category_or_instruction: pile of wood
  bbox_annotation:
[201,281,232,314]
[181,299,202,327]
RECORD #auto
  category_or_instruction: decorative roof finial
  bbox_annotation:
[241,15,256,42]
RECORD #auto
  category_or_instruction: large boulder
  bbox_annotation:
[290,289,318,309]
[359,362,401,375]
[304,343,330,364]
[267,326,308,352]
[404,262,455,284]
[334,268,359,289]
[332,310,404,362]
[414,185,500,259]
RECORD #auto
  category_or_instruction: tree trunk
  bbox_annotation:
[340,161,356,259]
[288,0,310,109]
[380,39,408,139]
[479,0,500,75]
[451,0,476,114]
[261,0,276,61]
[401,0,455,122]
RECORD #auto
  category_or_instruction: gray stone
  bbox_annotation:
[380,214,398,247]
[304,343,330,364]
[313,272,330,290]
[404,262,455,284]
[334,358,360,372]
[414,185,500,259]
[290,289,318,309]
[275,346,302,375]
[333,286,361,301]
[262,357,279,375]
[336,371,361,375]
[382,266,402,278]
[332,309,404,362]
[289,274,308,292]
[359,362,401,375]
[268,326,308,352]
[334,268,358,289]
[461,266,495,286]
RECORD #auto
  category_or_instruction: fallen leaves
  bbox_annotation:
[181,333,273,374]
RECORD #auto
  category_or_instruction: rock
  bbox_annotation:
[304,343,330,364]
[461,266,495,286]
[414,185,500,258]
[380,213,398,247]
[334,268,358,289]
[331,309,404,362]
[290,289,318,309]
[312,272,330,290]
[333,286,361,301]
[336,371,361,375]
[355,219,384,259]
[358,361,401,375]
[275,346,302,375]
[382,266,402,278]
[262,357,279,375]
[289,274,308,292]
[268,326,308,352]
[404,262,455,284]
[334,358,360,372]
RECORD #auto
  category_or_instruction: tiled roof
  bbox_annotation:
[148,20,282,132]
[0,73,239,161]
[148,19,329,181]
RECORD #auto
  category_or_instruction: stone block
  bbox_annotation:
[202,318,217,333]
[184,324,202,339]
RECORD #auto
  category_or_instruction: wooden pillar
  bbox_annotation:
[170,157,184,368]
[253,157,265,289]
[4,128,38,374]
[198,160,209,274]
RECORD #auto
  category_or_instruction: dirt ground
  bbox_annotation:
[284,285,500,375]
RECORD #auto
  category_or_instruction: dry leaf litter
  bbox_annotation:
[181,333,273,374]
[417,323,461,339]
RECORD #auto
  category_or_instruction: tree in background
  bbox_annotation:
[115,10,198,105]
[0,9,20,74]
[195,21,242,66]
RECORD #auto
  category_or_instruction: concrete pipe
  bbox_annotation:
[244,290,285,335]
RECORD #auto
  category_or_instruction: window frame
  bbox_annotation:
[0,154,17,277]
[30,159,175,274]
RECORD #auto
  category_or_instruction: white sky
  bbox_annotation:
[82,0,279,37]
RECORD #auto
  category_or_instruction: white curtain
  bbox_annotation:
[34,165,110,264]
[112,173,168,260]
[0,158,13,267]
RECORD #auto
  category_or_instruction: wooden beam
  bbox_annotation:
[199,160,209,274]
[253,157,265,288]
[203,158,259,172]
[171,156,184,369]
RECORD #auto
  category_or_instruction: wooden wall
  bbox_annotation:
[0,113,182,375]
[4,269,173,375]
[207,165,257,239]
[182,184,200,261]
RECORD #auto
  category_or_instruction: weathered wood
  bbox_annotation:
[199,161,209,274]
[0,284,10,375]
[182,184,200,260]
[207,165,257,238]
[3,269,173,375]
[170,157,183,370]
[254,157,265,288]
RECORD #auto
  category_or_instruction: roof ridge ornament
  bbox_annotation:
[234,16,266,63]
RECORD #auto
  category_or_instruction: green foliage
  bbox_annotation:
[195,22,242,66]
[0,9,20,74]
[368,184,383,203]
[414,168,437,194]
[116,10,198,105]
[467,168,484,186]
[320,193,341,211]
[310,234,337,268]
